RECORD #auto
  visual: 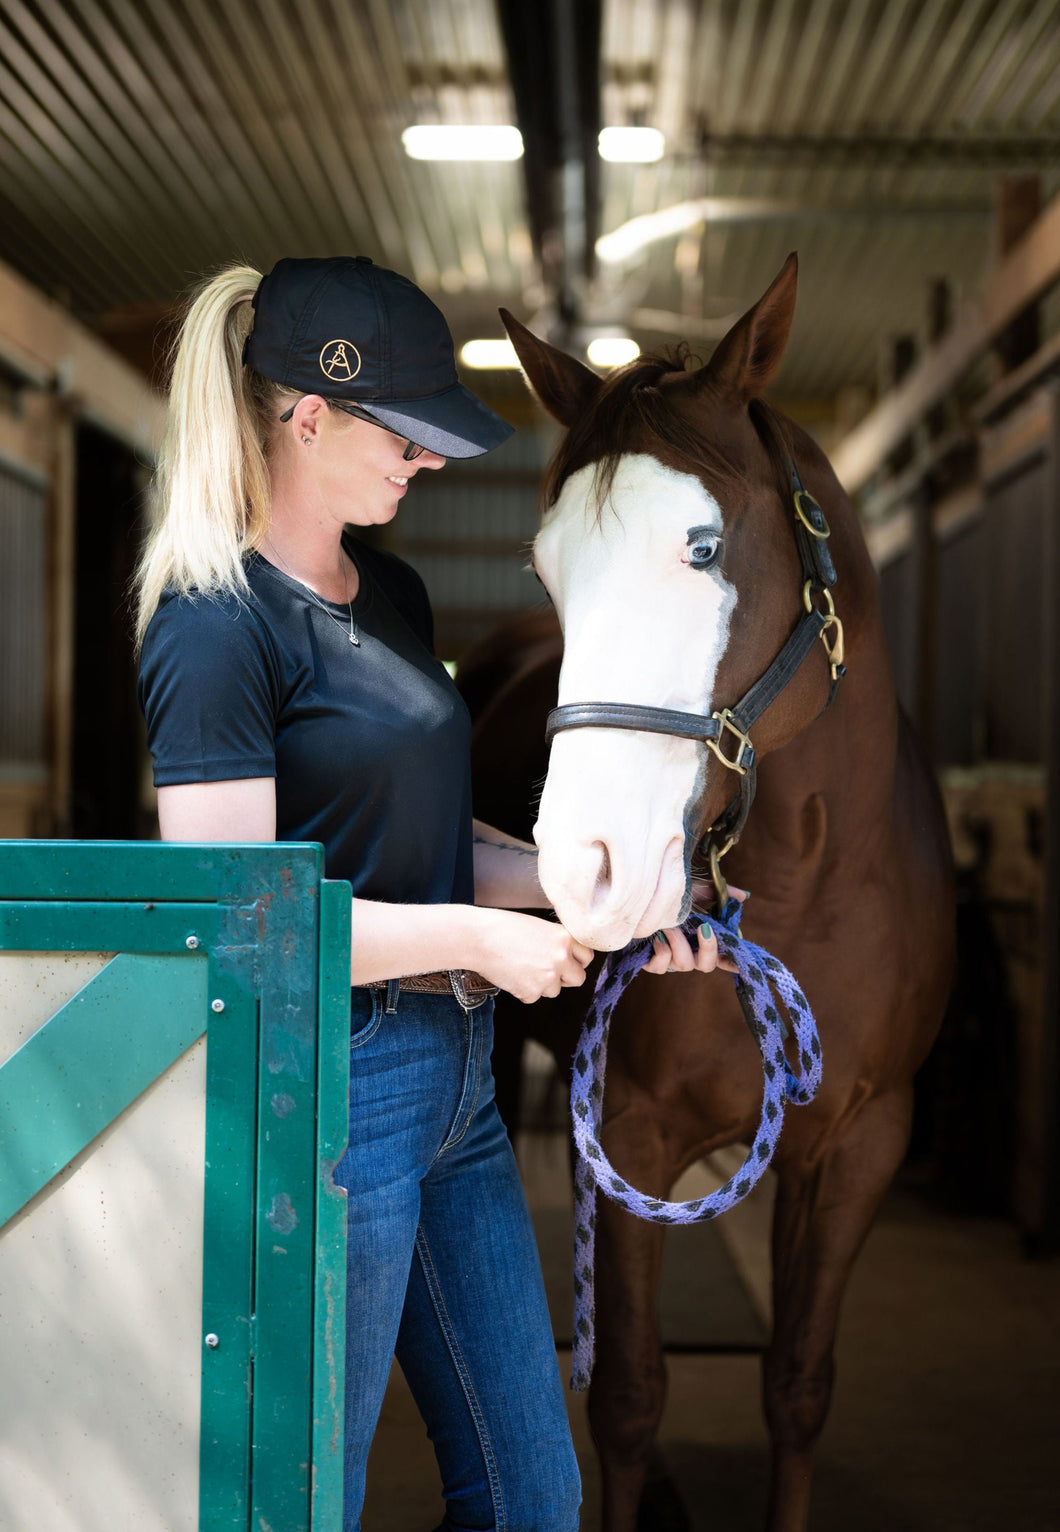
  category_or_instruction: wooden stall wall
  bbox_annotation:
[0,260,162,839]
[928,394,1054,1233]
[0,461,48,836]
[844,190,1060,1248]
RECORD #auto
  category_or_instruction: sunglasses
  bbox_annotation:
[279,400,426,461]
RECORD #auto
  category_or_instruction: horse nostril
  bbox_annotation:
[590,841,612,904]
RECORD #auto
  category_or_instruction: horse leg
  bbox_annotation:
[587,1155,676,1532]
[763,1086,914,1532]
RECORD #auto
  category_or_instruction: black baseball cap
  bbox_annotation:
[243,256,513,459]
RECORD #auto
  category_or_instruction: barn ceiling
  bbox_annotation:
[1,0,1059,402]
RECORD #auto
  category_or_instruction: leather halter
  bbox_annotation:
[545,440,846,883]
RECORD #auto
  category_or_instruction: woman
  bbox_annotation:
[135,255,726,1530]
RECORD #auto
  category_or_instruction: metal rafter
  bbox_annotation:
[0,0,1058,401]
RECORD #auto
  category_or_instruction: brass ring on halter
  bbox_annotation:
[802,579,836,617]
[793,489,831,539]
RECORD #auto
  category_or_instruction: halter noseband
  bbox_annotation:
[544,440,846,889]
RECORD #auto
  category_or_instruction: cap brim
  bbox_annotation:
[350,384,513,459]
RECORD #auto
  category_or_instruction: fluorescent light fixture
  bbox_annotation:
[599,126,665,163]
[586,336,640,368]
[460,338,522,369]
[402,124,524,161]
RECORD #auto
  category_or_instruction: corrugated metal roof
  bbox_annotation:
[597,0,1060,394]
[0,0,526,311]
[0,0,1058,398]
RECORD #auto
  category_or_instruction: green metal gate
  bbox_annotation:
[0,841,351,1532]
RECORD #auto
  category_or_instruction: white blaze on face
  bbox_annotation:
[533,454,736,950]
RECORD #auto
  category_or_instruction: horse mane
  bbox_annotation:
[748,397,796,504]
[540,346,791,518]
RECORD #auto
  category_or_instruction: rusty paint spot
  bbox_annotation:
[265,1192,298,1235]
[253,894,273,946]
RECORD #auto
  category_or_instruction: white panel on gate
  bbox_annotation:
[0,953,205,1532]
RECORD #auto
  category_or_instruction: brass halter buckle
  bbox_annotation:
[705,708,754,776]
[793,488,831,539]
[802,581,845,683]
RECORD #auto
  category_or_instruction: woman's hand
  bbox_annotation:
[641,884,748,978]
[471,908,594,1004]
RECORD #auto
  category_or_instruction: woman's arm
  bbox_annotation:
[472,819,549,909]
[344,897,591,999]
[158,779,277,841]
[156,783,592,1001]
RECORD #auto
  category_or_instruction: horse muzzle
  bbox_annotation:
[534,731,695,949]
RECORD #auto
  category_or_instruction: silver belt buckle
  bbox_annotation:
[448,969,496,1009]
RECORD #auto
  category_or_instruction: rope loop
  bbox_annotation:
[569,897,823,1390]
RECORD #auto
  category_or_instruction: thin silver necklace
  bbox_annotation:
[265,537,360,646]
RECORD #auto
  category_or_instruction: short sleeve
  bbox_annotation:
[138,592,279,787]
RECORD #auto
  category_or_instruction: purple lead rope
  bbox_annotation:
[569,896,823,1391]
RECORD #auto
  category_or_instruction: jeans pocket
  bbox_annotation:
[349,988,384,1050]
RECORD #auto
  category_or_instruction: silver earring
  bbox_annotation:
[301,436,311,445]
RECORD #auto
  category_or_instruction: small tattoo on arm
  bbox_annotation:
[473,833,538,858]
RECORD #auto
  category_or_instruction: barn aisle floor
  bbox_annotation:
[362,1132,1060,1531]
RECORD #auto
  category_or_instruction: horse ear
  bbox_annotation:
[698,252,798,400]
[499,308,603,427]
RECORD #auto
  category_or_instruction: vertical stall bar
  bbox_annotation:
[249,854,323,1531]
[313,879,352,1529]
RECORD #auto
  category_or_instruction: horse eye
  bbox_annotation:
[686,531,722,569]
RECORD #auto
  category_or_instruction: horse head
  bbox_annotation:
[501,254,845,950]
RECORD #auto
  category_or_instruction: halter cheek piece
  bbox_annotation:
[545,450,846,895]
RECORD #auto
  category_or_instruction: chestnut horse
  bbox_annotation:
[462,255,954,1531]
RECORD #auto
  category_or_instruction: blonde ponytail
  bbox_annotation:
[133,265,291,649]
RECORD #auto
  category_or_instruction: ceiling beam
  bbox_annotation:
[831,190,1060,494]
[687,130,1060,166]
[0,257,164,459]
[495,0,601,336]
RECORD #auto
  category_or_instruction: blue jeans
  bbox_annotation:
[333,985,580,1531]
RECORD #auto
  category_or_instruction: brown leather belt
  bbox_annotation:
[364,969,499,1006]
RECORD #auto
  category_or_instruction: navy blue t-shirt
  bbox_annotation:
[137,534,474,905]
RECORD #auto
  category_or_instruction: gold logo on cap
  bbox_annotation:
[320,340,362,382]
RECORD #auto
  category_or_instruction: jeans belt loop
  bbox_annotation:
[384,977,401,1014]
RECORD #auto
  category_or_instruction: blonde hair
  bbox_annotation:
[133,265,293,650]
